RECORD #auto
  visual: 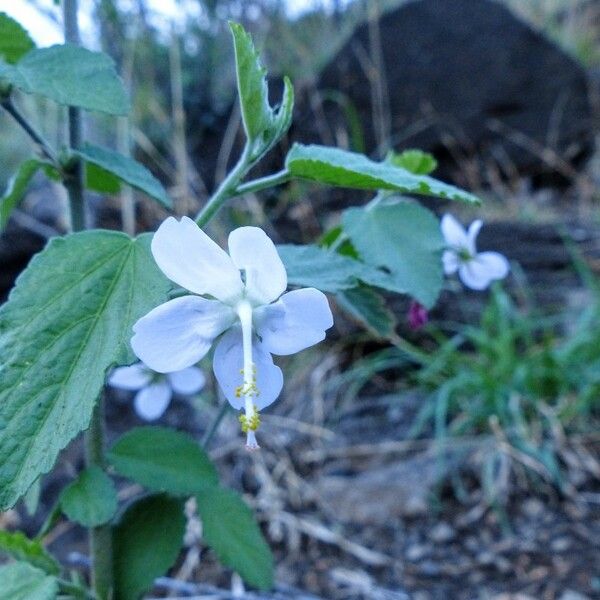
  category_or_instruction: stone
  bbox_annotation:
[306,0,594,181]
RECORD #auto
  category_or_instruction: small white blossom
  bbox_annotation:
[108,362,205,421]
[131,217,333,449]
[441,214,509,290]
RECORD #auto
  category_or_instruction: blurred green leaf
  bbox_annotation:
[108,426,218,495]
[76,144,170,207]
[114,494,185,600]
[0,159,42,230]
[386,149,437,175]
[3,45,129,115]
[0,13,34,64]
[0,562,58,600]
[196,487,273,590]
[0,530,60,575]
[336,286,397,339]
[342,201,445,307]
[59,466,118,527]
[286,144,480,203]
[277,243,366,292]
[0,232,170,510]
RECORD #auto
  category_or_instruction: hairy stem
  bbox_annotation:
[63,1,113,598]
[0,97,59,165]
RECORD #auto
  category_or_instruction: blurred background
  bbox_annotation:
[0,1,599,599]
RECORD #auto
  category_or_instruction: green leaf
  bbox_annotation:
[229,22,294,157]
[336,286,397,339]
[0,159,42,230]
[114,494,185,600]
[59,466,118,527]
[0,13,35,64]
[0,530,60,575]
[4,45,129,115]
[387,149,438,175]
[75,144,171,208]
[286,144,480,203]
[0,562,58,600]
[277,243,367,293]
[0,231,170,510]
[196,487,273,590]
[108,426,218,495]
[86,163,121,194]
[342,201,445,308]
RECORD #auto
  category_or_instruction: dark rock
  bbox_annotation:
[304,0,595,183]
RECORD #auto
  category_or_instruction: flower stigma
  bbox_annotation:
[236,299,261,450]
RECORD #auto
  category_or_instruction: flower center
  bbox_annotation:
[458,247,473,262]
[235,300,261,450]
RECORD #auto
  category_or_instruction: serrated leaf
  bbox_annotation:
[229,23,294,157]
[336,286,397,338]
[0,13,35,64]
[0,562,58,600]
[114,494,185,600]
[387,149,437,175]
[0,231,170,510]
[0,159,42,229]
[196,487,273,590]
[286,144,480,203]
[76,144,171,208]
[4,45,129,115]
[0,530,60,575]
[107,426,218,495]
[277,243,367,292]
[59,466,118,527]
[342,201,445,307]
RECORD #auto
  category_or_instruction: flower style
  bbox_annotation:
[108,362,205,421]
[131,217,333,449]
[441,214,509,290]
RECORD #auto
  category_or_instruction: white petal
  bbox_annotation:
[228,227,287,305]
[108,363,151,390]
[131,296,235,373]
[477,251,510,280]
[458,251,507,290]
[441,214,469,249]
[254,288,333,356]
[442,249,460,275]
[151,216,243,303]
[467,219,483,254]
[168,367,206,395]
[134,382,172,420]
[212,327,283,410]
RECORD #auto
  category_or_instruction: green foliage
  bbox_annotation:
[107,426,218,495]
[0,530,60,575]
[0,159,42,229]
[342,201,445,308]
[277,243,368,292]
[0,13,34,64]
[75,144,171,208]
[113,494,185,600]
[230,22,294,159]
[0,231,170,510]
[335,286,397,339]
[0,562,58,600]
[286,144,480,203]
[387,149,437,175]
[3,45,129,115]
[59,466,118,527]
[196,487,273,591]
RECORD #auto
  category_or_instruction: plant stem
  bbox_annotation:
[63,1,113,598]
[201,400,230,449]
[195,143,251,227]
[0,97,59,165]
[234,168,290,197]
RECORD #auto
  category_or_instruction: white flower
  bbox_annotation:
[131,217,333,449]
[441,214,509,290]
[108,362,206,421]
